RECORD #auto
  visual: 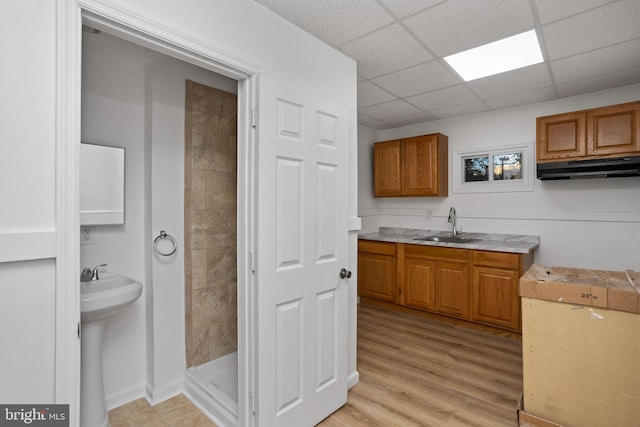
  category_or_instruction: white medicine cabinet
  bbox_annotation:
[80,142,125,225]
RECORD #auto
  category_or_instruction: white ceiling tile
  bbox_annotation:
[359,99,421,120]
[533,0,615,24]
[404,0,534,56]
[361,120,391,130]
[485,86,556,109]
[467,63,552,98]
[377,0,443,18]
[429,101,490,119]
[405,85,479,111]
[341,24,433,78]
[542,0,640,60]
[255,0,393,45]
[358,81,397,107]
[358,111,381,122]
[382,112,437,127]
[556,67,640,98]
[253,0,640,129]
[371,61,460,98]
[551,38,640,84]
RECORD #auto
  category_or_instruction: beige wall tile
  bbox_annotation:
[207,246,236,285]
[191,170,207,210]
[191,249,208,290]
[208,320,236,360]
[185,81,237,367]
[191,325,209,367]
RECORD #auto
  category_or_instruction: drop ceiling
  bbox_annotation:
[254,0,640,129]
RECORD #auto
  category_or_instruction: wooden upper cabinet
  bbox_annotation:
[374,133,448,197]
[373,140,402,196]
[589,102,640,156]
[537,101,640,162]
[537,112,587,161]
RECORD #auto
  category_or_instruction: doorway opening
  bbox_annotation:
[80,11,257,427]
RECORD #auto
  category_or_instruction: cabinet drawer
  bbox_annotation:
[472,250,520,270]
[405,244,468,263]
[358,240,396,256]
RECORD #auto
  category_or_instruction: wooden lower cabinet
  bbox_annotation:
[404,257,435,311]
[358,240,533,332]
[435,262,469,319]
[401,244,470,319]
[471,266,520,330]
[358,240,396,302]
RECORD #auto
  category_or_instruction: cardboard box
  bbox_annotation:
[519,265,640,426]
[519,264,640,314]
[520,297,640,426]
[517,395,563,427]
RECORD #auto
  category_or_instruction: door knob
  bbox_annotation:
[340,268,352,279]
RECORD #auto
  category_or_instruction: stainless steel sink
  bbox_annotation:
[413,236,480,244]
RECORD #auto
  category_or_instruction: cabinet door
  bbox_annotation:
[374,140,402,197]
[472,267,520,330]
[588,102,640,156]
[537,113,587,161]
[404,256,435,311]
[403,135,437,196]
[358,251,396,302]
[435,262,469,319]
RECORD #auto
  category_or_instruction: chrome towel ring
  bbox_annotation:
[154,230,177,256]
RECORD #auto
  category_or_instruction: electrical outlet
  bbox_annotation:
[81,228,95,245]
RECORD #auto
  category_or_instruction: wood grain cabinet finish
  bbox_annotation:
[357,240,396,302]
[358,241,533,332]
[401,244,470,319]
[471,251,532,331]
[435,262,470,319]
[373,140,402,196]
[537,101,640,162]
[373,133,448,197]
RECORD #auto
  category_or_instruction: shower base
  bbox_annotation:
[184,352,238,427]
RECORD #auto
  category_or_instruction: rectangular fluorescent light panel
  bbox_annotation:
[444,30,543,81]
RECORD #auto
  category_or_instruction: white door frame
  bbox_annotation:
[57,1,262,425]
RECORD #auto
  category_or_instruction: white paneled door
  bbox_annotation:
[256,77,350,426]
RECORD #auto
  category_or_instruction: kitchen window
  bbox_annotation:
[452,142,534,193]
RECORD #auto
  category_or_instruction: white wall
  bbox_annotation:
[359,84,640,271]
[0,1,58,403]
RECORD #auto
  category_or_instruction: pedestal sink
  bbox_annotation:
[81,272,142,427]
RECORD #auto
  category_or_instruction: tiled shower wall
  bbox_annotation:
[184,80,237,367]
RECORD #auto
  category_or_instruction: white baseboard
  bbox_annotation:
[144,378,184,406]
[106,382,145,410]
[347,370,360,389]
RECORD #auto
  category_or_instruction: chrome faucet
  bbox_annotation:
[448,207,458,237]
[92,264,107,280]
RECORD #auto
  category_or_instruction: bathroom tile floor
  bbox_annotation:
[109,394,217,427]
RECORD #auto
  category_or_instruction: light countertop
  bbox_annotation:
[358,227,540,254]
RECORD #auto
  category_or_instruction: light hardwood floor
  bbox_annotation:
[110,304,522,426]
[319,304,523,426]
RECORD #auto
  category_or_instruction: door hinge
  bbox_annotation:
[249,391,257,414]
[251,108,258,128]
[249,251,256,273]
